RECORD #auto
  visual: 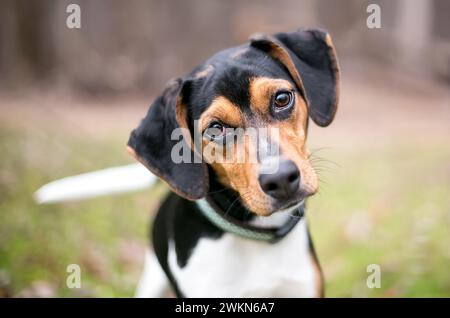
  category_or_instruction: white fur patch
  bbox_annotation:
[168,219,318,297]
[135,250,169,298]
[248,200,303,228]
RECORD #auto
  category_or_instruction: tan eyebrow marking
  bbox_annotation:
[199,96,244,132]
[249,77,295,114]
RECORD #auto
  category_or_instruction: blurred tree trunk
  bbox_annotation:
[0,0,56,86]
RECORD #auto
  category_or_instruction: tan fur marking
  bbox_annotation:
[325,33,333,47]
[250,77,317,196]
[265,41,307,100]
[199,96,244,132]
[249,77,315,196]
[175,97,189,131]
[199,96,272,215]
[175,97,193,148]
[310,248,324,297]
[208,147,272,216]
[200,78,317,215]
[325,33,340,122]
[194,64,214,79]
[273,95,318,196]
[126,145,138,160]
[249,77,295,115]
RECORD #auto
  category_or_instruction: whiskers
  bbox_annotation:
[223,191,245,217]
[206,187,229,195]
[308,147,339,182]
[288,213,303,220]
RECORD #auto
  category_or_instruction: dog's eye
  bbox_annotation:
[204,121,227,141]
[273,91,294,109]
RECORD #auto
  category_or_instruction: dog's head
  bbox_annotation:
[128,28,339,216]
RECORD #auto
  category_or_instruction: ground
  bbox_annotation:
[0,62,449,297]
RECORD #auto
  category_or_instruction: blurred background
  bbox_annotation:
[0,0,449,297]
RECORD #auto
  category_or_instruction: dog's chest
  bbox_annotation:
[168,219,319,297]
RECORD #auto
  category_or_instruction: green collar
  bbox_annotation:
[195,198,304,243]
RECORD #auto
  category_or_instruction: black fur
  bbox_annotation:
[127,79,208,200]
[129,28,340,296]
[151,191,223,297]
[274,29,339,126]
[128,28,339,200]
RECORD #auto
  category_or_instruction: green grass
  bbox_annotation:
[0,122,166,297]
[0,121,449,297]
[308,144,450,297]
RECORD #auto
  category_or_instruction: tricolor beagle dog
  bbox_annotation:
[128,28,340,298]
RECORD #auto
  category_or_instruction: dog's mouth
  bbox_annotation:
[274,196,305,213]
[246,197,305,229]
[270,189,311,213]
[281,198,304,210]
[243,195,305,217]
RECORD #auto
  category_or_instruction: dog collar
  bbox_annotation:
[195,198,304,243]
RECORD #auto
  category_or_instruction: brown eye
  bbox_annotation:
[274,91,293,108]
[205,121,226,141]
[210,122,223,131]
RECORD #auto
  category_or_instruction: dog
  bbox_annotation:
[127,27,340,298]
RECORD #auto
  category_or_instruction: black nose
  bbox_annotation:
[258,160,300,200]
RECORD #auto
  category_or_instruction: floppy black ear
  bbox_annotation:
[250,28,340,127]
[127,79,208,200]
